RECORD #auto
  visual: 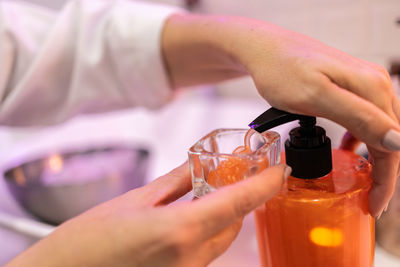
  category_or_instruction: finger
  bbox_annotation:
[306,77,400,152]
[368,148,400,217]
[149,161,192,205]
[392,96,400,122]
[390,97,400,176]
[197,219,243,266]
[183,164,290,240]
[340,132,399,217]
[125,162,192,207]
[327,72,400,217]
[324,59,395,115]
[340,131,361,152]
[391,98,400,157]
[321,62,400,217]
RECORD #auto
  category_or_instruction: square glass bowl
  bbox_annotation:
[188,129,281,197]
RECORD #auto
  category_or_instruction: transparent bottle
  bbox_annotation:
[250,108,374,267]
[255,150,373,267]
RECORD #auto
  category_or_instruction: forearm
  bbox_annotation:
[161,14,250,88]
[6,216,124,267]
[161,13,305,90]
[6,224,89,267]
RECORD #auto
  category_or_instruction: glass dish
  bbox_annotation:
[188,128,281,197]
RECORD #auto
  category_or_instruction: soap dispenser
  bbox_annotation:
[249,108,374,267]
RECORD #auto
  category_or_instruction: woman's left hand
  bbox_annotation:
[7,162,289,267]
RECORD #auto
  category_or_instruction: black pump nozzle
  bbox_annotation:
[249,108,332,179]
[249,108,313,133]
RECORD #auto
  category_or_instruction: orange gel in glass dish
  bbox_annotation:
[206,129,269,188]
[189,129,280,198]
[255,149,374,267]
[207,156,269,187]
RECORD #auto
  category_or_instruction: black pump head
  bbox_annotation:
[249,108,332,179]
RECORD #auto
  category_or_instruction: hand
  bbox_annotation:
[7,162,290,267]
[162,14,400,218]
[233,20,400,218]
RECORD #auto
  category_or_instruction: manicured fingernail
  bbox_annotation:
[283,165,292,181]
[376,210,383,220]
[382,129,400,151]
[384,203,389,212]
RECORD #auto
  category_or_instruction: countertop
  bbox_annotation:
[0,89,399,266]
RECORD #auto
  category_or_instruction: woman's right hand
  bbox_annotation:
[230,17,400,218]
[162,13,400,218]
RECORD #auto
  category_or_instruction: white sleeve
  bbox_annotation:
[0,0,182,126]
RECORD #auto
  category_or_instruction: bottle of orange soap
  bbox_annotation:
[249,108,374,267]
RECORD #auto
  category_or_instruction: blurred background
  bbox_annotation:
[0,0,399,266]
[26,0,400,97]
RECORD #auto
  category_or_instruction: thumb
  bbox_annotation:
[187,164,291,239]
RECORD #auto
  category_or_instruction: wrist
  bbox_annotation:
[161,13,248,88]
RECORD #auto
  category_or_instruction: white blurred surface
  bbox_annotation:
[0,89,399,266]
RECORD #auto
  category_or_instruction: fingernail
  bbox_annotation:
[283,165,292,181]
[384,203,389,212]
[376,210,383,220]
[382,129,400,151]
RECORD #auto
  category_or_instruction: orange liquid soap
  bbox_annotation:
[254,150,374,267]
[206,129,269,188]
[205,130,374,267]
[248,108,375,267]
[192,107,374,267]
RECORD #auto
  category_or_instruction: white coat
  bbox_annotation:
[0,0,180,126]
